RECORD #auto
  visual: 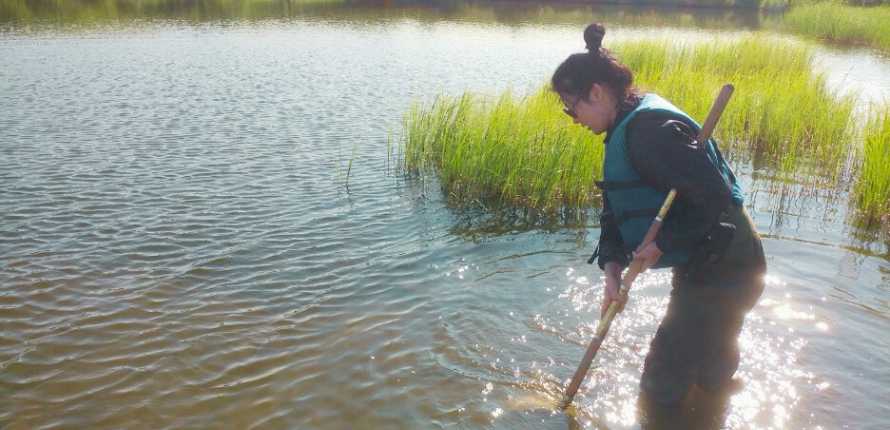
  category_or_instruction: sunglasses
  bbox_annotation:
[563,96,581,118]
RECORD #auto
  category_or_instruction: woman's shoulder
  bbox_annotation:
[626,109,697,145]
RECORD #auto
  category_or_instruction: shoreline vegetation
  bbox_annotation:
[397,36,889,225]
[780,1,890,53]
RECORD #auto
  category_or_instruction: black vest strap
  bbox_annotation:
[595,179,648,191]
[614,207,660,225]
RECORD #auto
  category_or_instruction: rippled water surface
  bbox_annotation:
[2,5,889,430]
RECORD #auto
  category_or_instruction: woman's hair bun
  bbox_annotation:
[584,23,606,52]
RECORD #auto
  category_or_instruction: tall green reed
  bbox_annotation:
[855,108,890,224]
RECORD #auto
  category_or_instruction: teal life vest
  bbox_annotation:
[600,93,743,269]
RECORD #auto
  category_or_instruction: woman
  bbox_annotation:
[551,23,767,410]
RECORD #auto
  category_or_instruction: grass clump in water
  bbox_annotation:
[781,1,890,52]
[401,90,602,218]
[613,36,855,175]
[855,107,890,225]
[399,36,856,219]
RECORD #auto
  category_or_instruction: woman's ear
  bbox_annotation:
[588,83,603,103]
[589,83,616,106]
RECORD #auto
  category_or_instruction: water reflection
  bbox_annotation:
[414,174,882,430]
[501,270,816,430]
[540,271,814,429]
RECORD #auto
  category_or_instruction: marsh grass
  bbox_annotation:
[781,1,890,52]
[401,91,603,219]
[613,37,855,175]
[855,108,890,224]
[398,36,858,219]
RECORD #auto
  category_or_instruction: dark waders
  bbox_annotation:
[639,204,767,428]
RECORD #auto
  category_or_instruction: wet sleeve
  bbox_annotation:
[624,112,732,254]
[596,196,630,270]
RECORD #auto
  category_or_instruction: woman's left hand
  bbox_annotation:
[633,241,663,272]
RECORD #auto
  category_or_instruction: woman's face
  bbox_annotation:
[560,84,618,135]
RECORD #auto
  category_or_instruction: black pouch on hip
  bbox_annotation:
[698,222,736,264]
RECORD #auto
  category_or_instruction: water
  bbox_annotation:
[2,3,889,430]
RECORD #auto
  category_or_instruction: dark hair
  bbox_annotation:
[551,23,639,109]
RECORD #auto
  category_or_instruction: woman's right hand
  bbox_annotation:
[601,262,625,318]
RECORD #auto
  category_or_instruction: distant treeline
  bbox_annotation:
[0,0,346,22]
[385,0,890,10]
[3,0,890,23]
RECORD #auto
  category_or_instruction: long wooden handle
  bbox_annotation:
[561,84,735,408]
[697,84,734,145]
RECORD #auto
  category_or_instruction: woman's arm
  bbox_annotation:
[596,196,630,270]
[597,197,629,316]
